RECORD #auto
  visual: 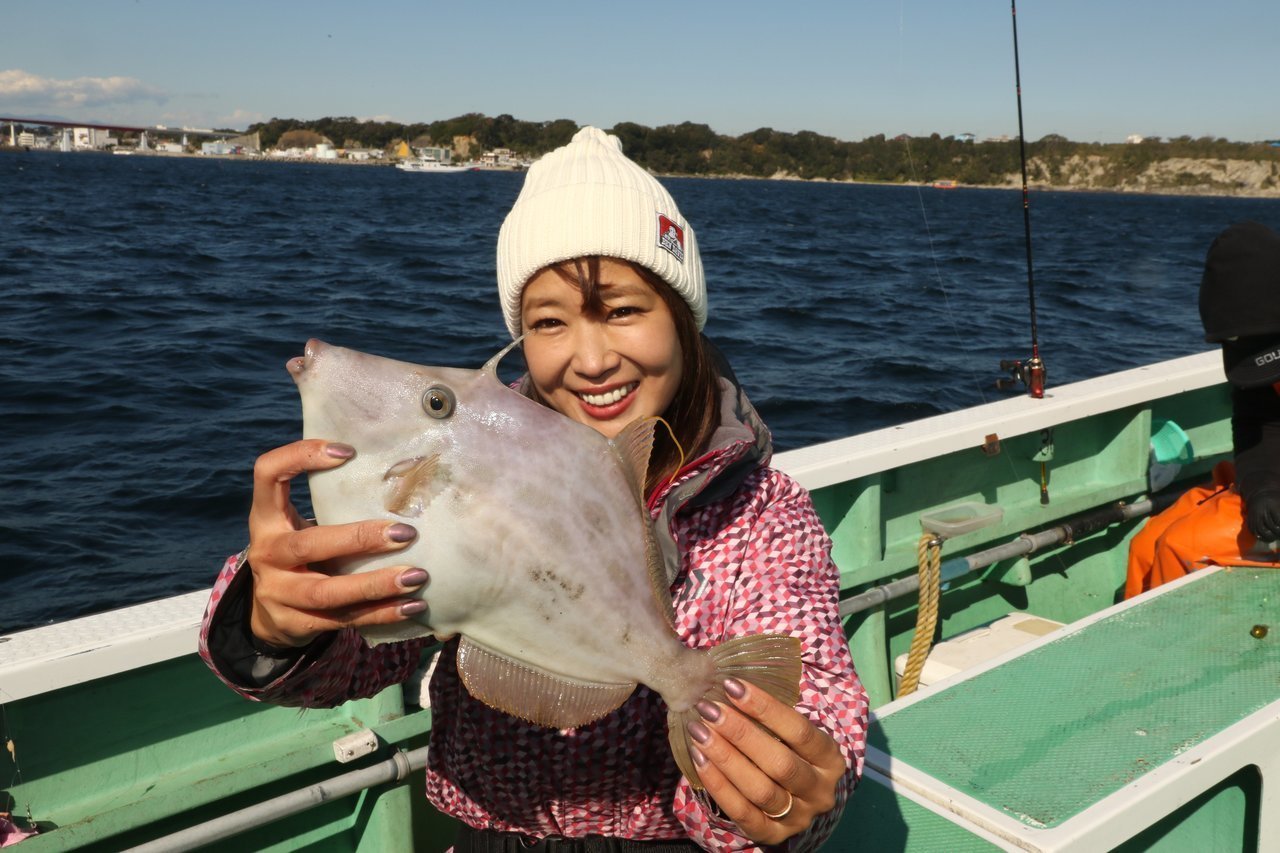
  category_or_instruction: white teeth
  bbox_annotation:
[578,383,636,407]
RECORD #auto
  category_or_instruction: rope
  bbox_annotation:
[898,533,943,697]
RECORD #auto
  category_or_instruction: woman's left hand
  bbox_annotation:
[687,678,846,845]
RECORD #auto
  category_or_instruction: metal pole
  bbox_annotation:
[840,498,1160,618]
[124,745,430,853]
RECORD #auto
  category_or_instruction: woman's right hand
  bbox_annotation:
[246,439,429,648]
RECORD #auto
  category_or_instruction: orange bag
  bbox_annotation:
[1125,461,1277,598]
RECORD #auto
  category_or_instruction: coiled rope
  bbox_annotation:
[898,532,943,696]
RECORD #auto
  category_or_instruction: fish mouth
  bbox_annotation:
[576,382,637,408]
[287,338,329,381]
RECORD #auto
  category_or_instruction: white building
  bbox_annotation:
[73,127,116,150]
[201,140,237,156]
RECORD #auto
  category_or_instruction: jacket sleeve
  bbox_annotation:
[1233,386,1280,496]
[670,471,869,852]
[198,552,430,708]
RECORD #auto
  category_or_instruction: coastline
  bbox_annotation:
[6,145,1279,199]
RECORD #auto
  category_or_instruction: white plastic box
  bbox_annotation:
[894,612,1064,689]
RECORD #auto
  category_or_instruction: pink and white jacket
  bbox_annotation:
[199,376,868,851]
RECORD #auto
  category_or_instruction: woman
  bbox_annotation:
[200,127,868,851]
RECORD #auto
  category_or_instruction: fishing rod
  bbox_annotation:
[996,0,1047,399]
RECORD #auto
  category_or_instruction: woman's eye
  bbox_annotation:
[609,306,639,319]
[528,317,562,330]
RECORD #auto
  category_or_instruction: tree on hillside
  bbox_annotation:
[277,129,329,149]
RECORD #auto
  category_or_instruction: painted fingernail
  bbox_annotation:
[696,701,721,723]
[724,678,747,699]
[386,523,417,543]
[691,746,708,767]
[399,600,427,616]
[688,721,712,744]
[324,443,355,459]
[398,569,429,588]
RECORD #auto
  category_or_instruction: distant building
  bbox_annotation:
[201,140,237,156]
[956,133,976,143]
[480,147,519,167]
[73,127,115,150]
[412,145,454,164]
[313,143,338,160]
[17,131,35,147]
[983,134,1012,143]
[1126,134,1146,144]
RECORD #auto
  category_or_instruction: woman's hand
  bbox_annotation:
[246,439,430,648]
[687,678,846,845]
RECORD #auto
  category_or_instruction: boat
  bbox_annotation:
[932,179,958,189]
[394,158,478,174]
[5,345,1272,851]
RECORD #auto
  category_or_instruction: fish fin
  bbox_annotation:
[482,335,525,375]
[609,418,675,624]
[456,636,636,729]
[666,634,803,791]
[610,417,658,503]
[382,454,441,517]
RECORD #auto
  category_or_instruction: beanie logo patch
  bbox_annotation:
[657,215,685,264]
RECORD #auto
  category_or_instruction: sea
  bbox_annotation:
[3,151,1280,633]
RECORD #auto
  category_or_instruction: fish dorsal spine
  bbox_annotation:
[610,417,676,626]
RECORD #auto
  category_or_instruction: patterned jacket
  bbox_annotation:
[198,375,868,851]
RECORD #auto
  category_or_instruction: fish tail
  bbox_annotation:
[666,633,802,791]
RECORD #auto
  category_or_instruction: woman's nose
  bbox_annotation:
[570,323,620,377]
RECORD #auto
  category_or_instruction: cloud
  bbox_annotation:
[219,107,265,128]
[0,69,167,111]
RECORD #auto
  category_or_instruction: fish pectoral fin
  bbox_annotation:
[456,637,636,729]
[382,454,441,517]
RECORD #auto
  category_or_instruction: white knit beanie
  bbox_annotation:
[496,126,706,338]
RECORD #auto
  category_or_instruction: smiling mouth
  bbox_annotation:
[576,383,637,407]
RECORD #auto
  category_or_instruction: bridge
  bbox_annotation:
[1,116,246,152]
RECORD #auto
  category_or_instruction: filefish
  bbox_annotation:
[287,338,801,789]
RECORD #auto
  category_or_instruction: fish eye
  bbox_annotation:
[422,386,455,419]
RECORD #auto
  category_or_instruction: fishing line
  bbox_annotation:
[895,1,995,411]
[892,3,1072,616]
[2,703,21,789]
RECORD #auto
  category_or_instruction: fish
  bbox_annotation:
[287,338,802,789]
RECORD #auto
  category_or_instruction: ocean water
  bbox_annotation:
[3,151,1279,632]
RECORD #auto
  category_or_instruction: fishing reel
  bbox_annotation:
[996,356,1046,398]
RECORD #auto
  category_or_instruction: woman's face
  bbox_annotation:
[520,258,683,439]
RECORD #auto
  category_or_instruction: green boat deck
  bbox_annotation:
[852,567,1280,851]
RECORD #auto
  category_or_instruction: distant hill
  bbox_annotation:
[247,114,1280,196]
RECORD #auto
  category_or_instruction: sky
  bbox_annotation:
[2,0,1278,145]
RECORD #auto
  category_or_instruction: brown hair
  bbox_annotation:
[535,257,722,497]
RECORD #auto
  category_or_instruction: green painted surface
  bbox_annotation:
[829,773,999,852]
[868,569,1280,829]
[1,653,434,850]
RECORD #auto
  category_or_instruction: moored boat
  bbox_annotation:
[395,158,478,174]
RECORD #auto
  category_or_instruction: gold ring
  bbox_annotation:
[762,790,793,820]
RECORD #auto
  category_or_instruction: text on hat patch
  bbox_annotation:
[657,215,685,264]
